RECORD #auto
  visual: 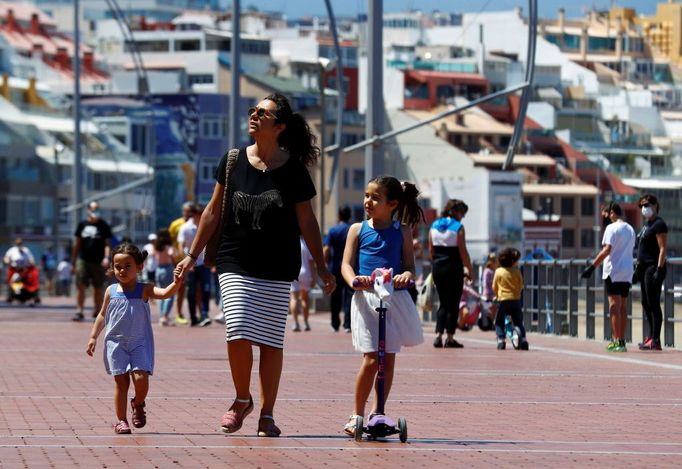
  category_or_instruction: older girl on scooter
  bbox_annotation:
[340,176,424,436]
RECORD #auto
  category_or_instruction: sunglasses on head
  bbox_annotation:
[248,107,274,119]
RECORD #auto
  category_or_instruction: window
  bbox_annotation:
[540,197,554,216]
[128,40,169,52]
[130,123,150,156]
[189,74,215,85]
[174,39,201,52]
[581,229,595,249]
[206,37,230,51]
[201,114,228,138]
[200,160,217,183]
[523,197,533,210]
[581,197,595,216]
[12,198,40,225]
[352,169,365,190]
[560,197,574,216]
[58,197,69,224]
[343,169,349,189]
[562,229,574,248]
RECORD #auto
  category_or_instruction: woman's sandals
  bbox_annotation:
[257,415,281,437]
[220,396,254,433]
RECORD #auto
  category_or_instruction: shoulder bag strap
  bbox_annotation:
[218,148,240,224]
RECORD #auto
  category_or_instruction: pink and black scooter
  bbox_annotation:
[351,268,410,443]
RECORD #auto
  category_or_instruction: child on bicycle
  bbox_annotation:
[341,176,424,436]
[86,243,183,434]
[493,247,528,350]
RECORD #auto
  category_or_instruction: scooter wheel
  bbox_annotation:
[398,417,407,443]
[511,327,521,350]
[354,415,364,442]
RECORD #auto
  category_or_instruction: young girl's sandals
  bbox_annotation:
[113,420,131,434]
[220,396,254,433]
[130,398,146,428]
[343,415,361,436]
[257,415,281,437]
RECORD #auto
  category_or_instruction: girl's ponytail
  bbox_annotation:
[368,176,425,227]
[398,181,425,228]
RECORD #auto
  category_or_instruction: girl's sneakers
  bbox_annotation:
[175,316,189,326]
[113,420,131,434]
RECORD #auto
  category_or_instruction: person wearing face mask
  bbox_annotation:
[429,199,474,348]
[581,202,635,352]
[634,194,668,351]
[72,201,112,322]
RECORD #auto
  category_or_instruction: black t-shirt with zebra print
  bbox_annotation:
[214,148,316,281]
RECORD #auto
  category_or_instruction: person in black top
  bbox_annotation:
[175,93,335,437]
[72,201,112,321]
[324,206,353,332]
[634,194,668,350]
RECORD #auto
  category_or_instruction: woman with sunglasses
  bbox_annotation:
[175,93,336,437]
[634,194,668,351]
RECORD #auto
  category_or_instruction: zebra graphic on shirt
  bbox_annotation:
[232,190,283,230]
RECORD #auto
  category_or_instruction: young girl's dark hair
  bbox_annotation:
[369,176,425,227]
[112,243,148,265]
[498,248,521,268]
[264,93,320,167]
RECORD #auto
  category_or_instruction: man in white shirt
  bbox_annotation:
[581,203,635,352]
[178,204,211,326]
[3,238,35,269]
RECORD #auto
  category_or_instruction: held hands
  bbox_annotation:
[318,268,336,295]
[86,338,96,356]
[174,256,196,280]
[580,264,595,279]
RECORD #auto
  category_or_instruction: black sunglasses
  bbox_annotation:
[640,203,651,208]
[247,107,274,119]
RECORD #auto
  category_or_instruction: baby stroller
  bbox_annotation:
[6,265,41,305]
[458,284,494,331]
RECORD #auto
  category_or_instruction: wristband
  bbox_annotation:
[186,252,198,261]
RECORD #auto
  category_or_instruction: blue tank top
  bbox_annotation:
[357,220,403,276]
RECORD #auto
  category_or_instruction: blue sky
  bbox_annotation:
[239,1,657,19]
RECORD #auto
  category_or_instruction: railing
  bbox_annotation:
[467,257,682,348]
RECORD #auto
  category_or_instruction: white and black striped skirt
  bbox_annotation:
[218,273,291,349]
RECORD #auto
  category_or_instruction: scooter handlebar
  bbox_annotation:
[351,278,415,289]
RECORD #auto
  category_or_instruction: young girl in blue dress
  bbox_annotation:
[341,176,425,435]
[86,243,182,434]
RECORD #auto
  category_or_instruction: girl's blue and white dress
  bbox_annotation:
[103,283,154,375]
[351,221,424,353]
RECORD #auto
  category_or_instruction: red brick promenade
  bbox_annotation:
[2,297,682,467]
